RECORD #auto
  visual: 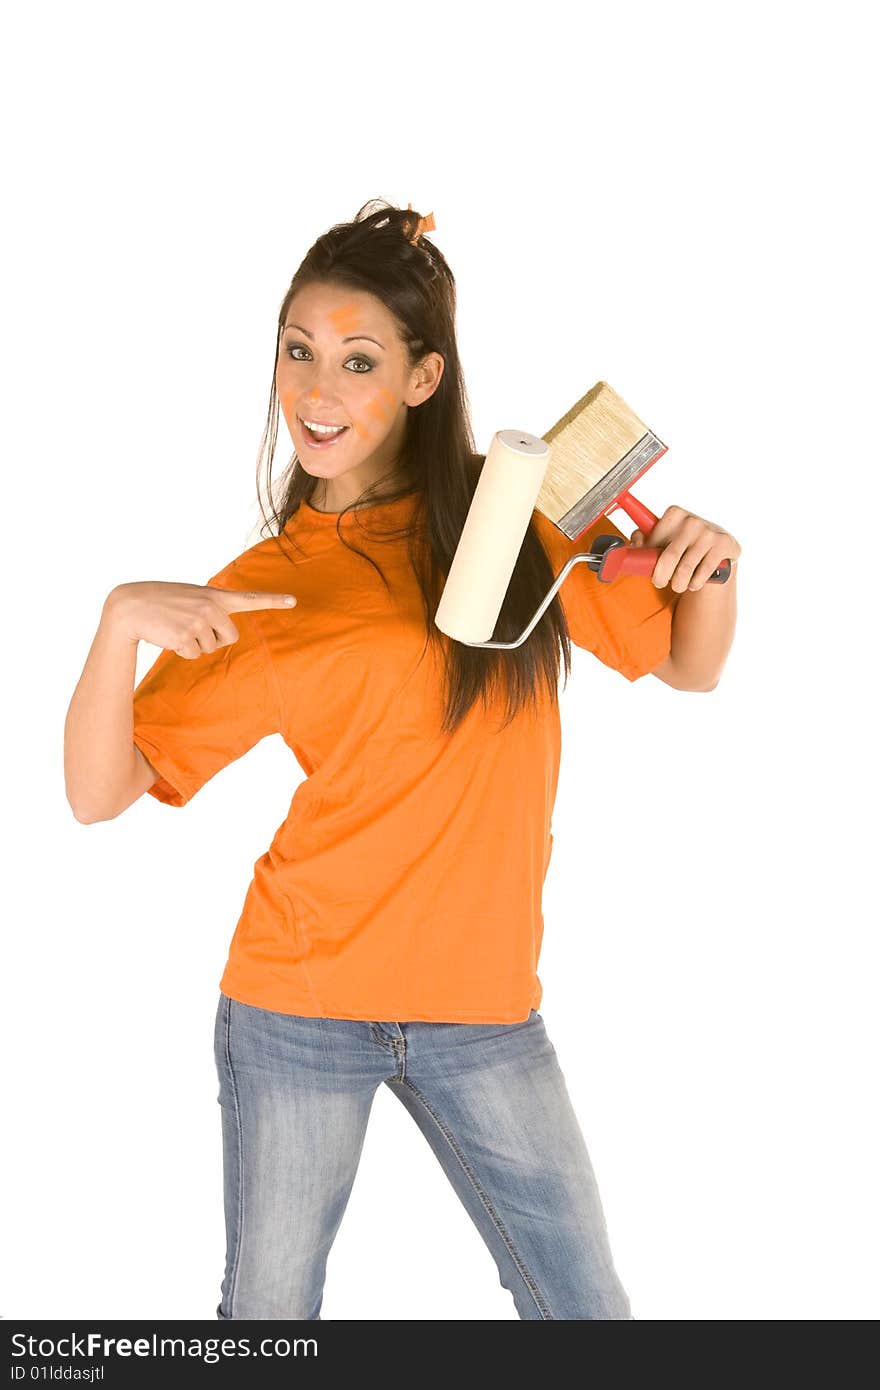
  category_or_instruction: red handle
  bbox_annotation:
[610,492,732,584]
[616,490,659,533]
[598,546,663,582]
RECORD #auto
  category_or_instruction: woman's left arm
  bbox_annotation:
[629,504,741,692]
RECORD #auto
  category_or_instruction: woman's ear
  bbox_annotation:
[408,351,444,407]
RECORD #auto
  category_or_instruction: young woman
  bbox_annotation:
[65,200,739,1320]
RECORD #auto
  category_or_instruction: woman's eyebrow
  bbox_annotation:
[283,321,385,349]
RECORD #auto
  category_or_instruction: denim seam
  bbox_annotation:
[221,994,245,1319]
[394,1075,554,1319]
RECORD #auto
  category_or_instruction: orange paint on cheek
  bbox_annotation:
[353,388,396,440]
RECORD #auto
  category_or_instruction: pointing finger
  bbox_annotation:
[209,587,298,612]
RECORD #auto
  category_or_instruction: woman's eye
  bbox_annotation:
[285,345,372,372]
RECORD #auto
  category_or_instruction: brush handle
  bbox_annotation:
[614,491,731,583]
[617,490,659,534]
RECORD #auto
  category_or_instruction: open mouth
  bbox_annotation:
[298,416,350,448]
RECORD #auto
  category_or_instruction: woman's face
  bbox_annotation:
[275,282,442,499]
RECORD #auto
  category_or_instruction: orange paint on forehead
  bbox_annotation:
[328,303,368,335]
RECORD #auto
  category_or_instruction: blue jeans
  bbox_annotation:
[213,993,634,1320]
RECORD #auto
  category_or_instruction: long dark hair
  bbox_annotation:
[254,198,574,736]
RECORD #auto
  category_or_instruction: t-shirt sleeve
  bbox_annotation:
[530,507,677,682]
[131,563,280,806]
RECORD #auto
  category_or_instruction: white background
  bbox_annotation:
[4,0,877,1321]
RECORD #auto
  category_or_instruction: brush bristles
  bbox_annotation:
[536,381,662,536]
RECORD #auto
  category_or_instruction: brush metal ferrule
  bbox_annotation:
[557,430,666,541]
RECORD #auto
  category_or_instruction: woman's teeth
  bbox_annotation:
[300,418,349,447]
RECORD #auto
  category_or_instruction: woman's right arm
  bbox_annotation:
[64,579,297,823]
[64,588,162,823]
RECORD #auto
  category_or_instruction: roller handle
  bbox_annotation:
[615,489,732,583]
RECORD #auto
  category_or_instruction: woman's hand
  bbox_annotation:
[629,505,741,592]
[105,580,298,658]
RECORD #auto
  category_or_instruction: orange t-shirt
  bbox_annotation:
[131,493,676,1023]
